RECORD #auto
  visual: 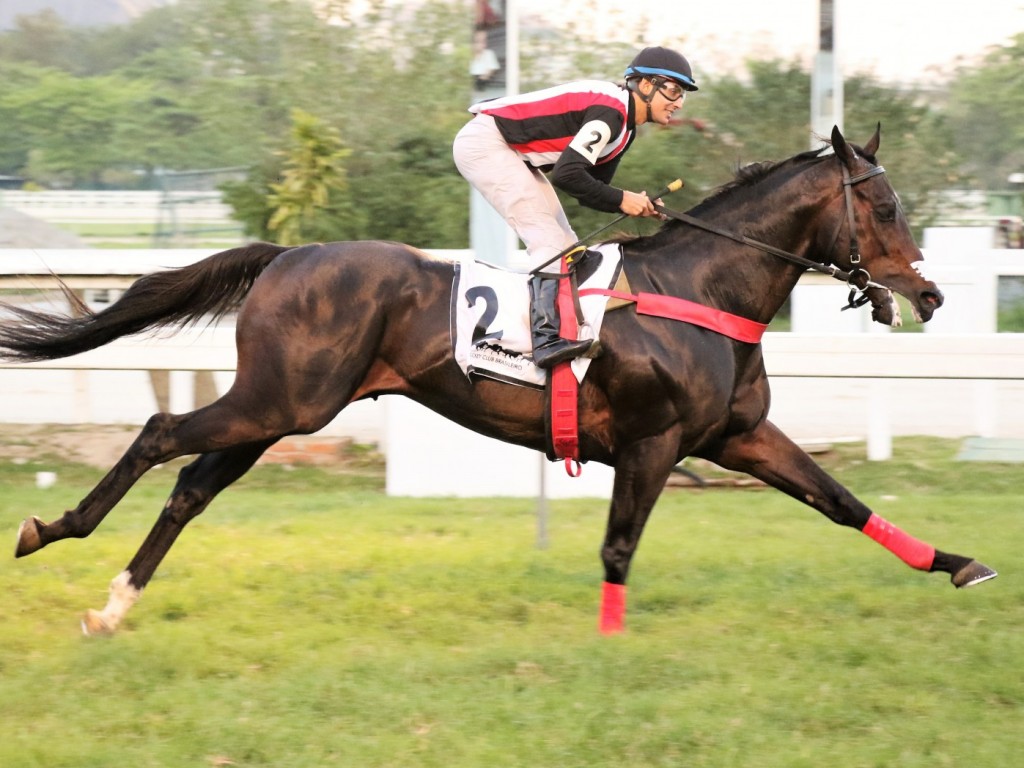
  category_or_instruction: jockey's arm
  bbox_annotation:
[550,145,623,213]
[549,109,626,213]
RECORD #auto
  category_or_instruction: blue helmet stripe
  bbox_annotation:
[626,65,696,89]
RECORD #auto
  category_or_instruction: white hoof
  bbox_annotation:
[81,609,115,636]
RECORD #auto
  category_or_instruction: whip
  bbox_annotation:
[529,179,684,275]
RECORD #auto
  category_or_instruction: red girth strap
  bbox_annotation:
[579,288,767,343]
[551,280,767,478]
[550,254,582,476]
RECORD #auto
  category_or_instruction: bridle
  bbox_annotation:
[833,162,889,308]
[654,156,891,310]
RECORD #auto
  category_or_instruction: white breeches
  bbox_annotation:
[453,114,578,269]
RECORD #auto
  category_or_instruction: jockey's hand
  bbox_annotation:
[650,197,669,221]
[619,190,659,218]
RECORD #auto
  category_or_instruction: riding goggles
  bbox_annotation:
[651,77,686,103]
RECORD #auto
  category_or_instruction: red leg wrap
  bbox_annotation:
[599,581,626,634]
[862,513,936,570]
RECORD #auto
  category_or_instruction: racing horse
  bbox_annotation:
[1,125,996,635]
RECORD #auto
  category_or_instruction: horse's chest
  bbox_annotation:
[596,356,736,431]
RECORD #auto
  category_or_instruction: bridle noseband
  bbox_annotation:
[654,156,892,310]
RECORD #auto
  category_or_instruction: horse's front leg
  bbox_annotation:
[705,420,997,588]
[600,427,684,634]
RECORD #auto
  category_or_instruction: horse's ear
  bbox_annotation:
[831,125,855,167]
[863,122,881,157]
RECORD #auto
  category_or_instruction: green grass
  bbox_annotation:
[52,221,245,249]
[0,438,1020,767]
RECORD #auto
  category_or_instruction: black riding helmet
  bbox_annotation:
[624,46,699,91]
[624,47,698,123]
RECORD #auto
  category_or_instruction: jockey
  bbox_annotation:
[453,46,698,369]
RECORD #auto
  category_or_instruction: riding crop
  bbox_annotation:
[529,178,684,275]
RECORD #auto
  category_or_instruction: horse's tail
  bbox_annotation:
[0,241,292,362]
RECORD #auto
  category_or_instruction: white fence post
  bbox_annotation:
[866,380,892,461]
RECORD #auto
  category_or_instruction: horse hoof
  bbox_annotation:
[14,517,45,558]
[81,610,114,636]
[951,560,998,588]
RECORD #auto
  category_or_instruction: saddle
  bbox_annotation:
[451,245,768,477]
[451,244,625,390]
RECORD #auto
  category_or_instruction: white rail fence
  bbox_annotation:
[0,191,233,224]
[2,248,1023,496]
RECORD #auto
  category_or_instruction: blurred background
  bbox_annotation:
[0,0,1022,249]
[1,0,1022,482]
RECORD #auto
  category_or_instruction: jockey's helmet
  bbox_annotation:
[624,47,699,92]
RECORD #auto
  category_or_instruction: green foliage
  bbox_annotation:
[946,32,1024,189]
[999,302,1024,332]
[0,9,76,71]
[220,160,282,240]
[843,77,966,232]
[0,64,148,187]
[266,109,358,244]
[997,276,1024,332]
[701,58,812,166]
[0,1,1019,240]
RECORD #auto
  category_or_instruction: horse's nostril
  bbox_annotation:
[922,291,943,308]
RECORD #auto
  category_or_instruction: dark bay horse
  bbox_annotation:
[1,126,996,635]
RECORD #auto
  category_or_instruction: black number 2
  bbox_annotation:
[582,130,603,153]
[466,286,503,345]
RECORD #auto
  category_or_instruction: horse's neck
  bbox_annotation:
[700,246,806,326]
[673,170,838,323]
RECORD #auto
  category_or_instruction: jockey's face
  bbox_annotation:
[637,77,685,126]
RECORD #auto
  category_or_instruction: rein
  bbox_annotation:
[653,161,889,308]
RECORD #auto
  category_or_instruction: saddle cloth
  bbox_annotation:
[452,243,623,389]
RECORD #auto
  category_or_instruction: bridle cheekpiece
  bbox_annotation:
[835,162,888,310]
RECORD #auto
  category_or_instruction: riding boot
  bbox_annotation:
[528,275,595,369]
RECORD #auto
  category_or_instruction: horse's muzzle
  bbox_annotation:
[916,287,944,322]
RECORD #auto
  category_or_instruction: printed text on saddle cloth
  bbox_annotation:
[452,245,623,389]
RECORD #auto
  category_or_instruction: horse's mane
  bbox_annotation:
[697,145,832,207]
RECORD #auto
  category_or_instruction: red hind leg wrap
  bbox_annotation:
[599,581,626,634]
[862,513,936,570]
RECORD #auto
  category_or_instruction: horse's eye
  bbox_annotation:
[874,202,897,222]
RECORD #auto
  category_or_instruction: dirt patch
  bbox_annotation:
[0,424,138,467]
[0,425,768,481]
[0,207,87,248]
[0,424,363,469]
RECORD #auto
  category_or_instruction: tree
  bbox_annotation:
[843,76,967,233]
[0,67,145,187]
[265,109,359,244]
[0,10,75,71]
[220,158,282,240]
[700,59,812,165]
[946,32,1024,189]
[0,62,48,176]
[0,0,1008,244]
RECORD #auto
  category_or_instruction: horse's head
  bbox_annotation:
[829,124,944,324]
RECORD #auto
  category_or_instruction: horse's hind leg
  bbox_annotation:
[706,421,997,588]
[16,397,288,558]
[82,440,272,635]
[15,412,183,557]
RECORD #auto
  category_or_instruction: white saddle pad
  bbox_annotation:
[452,244,623,389]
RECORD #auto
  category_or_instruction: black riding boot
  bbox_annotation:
[529,275,594,369]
